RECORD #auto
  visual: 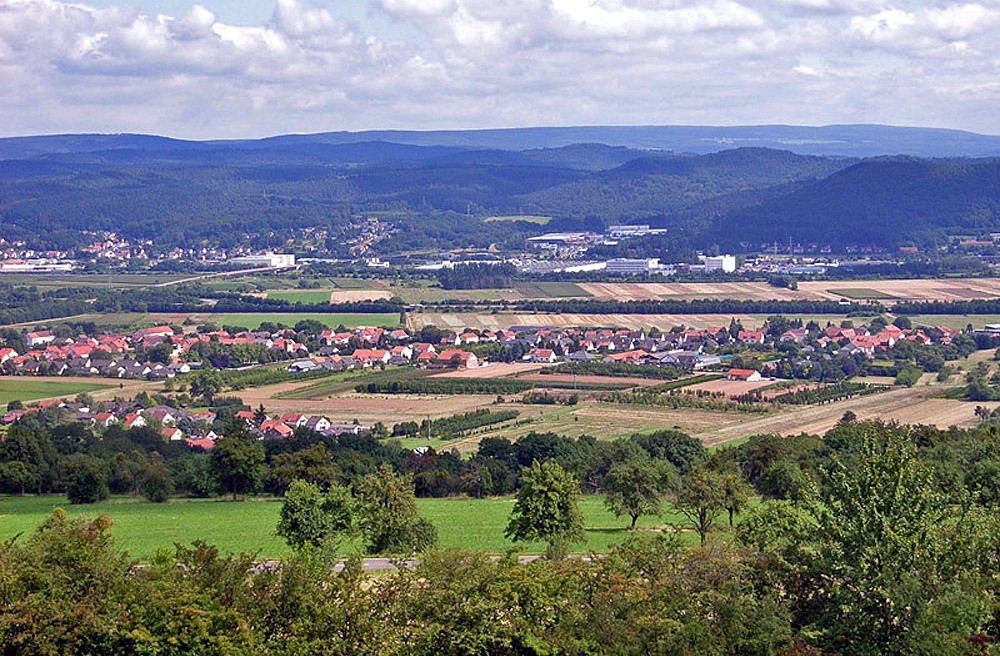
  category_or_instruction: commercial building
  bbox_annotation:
[605,258,660,274]
[702,255,737,273]
[228,253,296,268]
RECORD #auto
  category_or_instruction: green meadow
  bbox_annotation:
[0,494,701,559]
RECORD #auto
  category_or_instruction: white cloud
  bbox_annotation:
[0,0,999,137]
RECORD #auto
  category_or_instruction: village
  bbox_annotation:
[0,313,975,453]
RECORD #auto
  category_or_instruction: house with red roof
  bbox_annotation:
[525,348,556,363]
[25,331,55,347]
[161,426,184,441]
[122,413,147,429]
[726,368,762,382]
[436,349,479,368]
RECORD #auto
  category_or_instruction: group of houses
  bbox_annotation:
[0,323,484,380]
[1,397,368,451]
[0,318,966,385]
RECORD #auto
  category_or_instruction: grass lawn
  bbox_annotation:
[0,379,113,405]
[0,494,704,559]
[267,290,335,304]
[218,313,400,329]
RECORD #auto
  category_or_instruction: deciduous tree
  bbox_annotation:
[506,460,584,557]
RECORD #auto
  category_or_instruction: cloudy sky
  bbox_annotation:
[2,0,1000,138]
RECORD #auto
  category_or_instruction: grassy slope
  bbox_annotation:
[0,494,702,559]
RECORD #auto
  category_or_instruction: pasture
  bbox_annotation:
[0,494,698,559]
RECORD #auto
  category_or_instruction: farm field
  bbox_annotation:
[407,311,779,331]
[0,494,697,559]
[217,313,400,329]
[575,278,1000,304]
[0,378,115,404]
[329,290,394,303]
[685,378,780,396]
[522,373,659,388]
[10,311,403,331]
[460,402,744,448]
[513,281,592,298]
[238,381,496,425]
[827,288,898,300]
[266,289,338,304]
[692,386,991,445]
[408,310,1000,332]
[429,363,546,378]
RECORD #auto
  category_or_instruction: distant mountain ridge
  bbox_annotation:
[4,123,1000,159]
[3,128,1000,252]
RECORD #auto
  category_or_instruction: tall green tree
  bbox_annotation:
[140,452,173,503]
[210,434,265,501]
[602,460,676,529]
[506,460,584,558]
[673,465,727,546]
[268,443,341,494]
[62,454,110,504]
[354,464,437,554]
[778,425,1000,656]
[277,479,355,551]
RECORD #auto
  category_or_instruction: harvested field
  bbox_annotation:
[522,373,660,388]
[573,278,1000,305]
[429,363,545,378]
[328,290,393,303]
[237,384,496,425]
[407,312,769,331]
[579,282,816,301]
[685,378,780,396]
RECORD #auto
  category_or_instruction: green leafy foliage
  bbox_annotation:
[354,464,437,554]
[277,479,355,551]
[506,460,584,557]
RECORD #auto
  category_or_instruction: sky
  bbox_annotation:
[2,0,1000,138]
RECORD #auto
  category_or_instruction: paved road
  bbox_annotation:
[253,555,588,572]
[152,266,293,287]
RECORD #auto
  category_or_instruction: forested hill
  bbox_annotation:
[710,158,1000,248]
[3,131,1000,251]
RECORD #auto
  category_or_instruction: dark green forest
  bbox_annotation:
[6,136,1000,250]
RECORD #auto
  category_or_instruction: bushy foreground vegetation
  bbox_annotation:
[4,423,1000,655]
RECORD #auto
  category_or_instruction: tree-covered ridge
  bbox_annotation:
[713,157,1000,248]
